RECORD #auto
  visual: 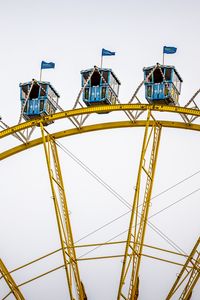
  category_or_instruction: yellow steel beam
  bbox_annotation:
[4,253,195,294]
[166,237,200,300]
[77,253,190,268]
[0,258,25,300]
[1,104,200,139]
[2,120,200,161]
[6,240,188,281]
[1,105,200,298]
[117,110,162,299]
[40,124,87,300]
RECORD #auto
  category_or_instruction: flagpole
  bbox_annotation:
[162,52,165,65]
[101,55,103,68]
[39,68,42,81]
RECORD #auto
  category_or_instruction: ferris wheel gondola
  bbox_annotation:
[143,64,183,105]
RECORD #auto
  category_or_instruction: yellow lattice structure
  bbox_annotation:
[0,104,199,299]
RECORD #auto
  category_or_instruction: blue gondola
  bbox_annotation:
[143,64,183,105]
[81,67,121,106]
[19,80,60,123]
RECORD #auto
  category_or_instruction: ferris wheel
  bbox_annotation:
[0,63,199,299]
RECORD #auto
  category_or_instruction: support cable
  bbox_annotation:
[0,184,197,283]
[4,182,196,281]
[55,140,199,254]
[77,184,200,258]
[1,187,198,296]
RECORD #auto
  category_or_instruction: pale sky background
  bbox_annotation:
[0,0,200,299]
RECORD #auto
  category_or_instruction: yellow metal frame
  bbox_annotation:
[1,104,200,140]
[117,110,162,299]
[166,237,200,300]
[0,258,25,300]
[1,104,200,161]
[2,119,200,161]
[1,104,200,298]
[40,124,87,300]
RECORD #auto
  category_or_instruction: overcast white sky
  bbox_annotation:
[0,0,200,299]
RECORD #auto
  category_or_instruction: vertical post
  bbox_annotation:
[40,124,87,300]
[39,68,42,81]
[117,110,162,300]
[100,55,103,68]
[162,52,165,65]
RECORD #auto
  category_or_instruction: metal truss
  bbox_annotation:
[2,104,200,143]
[117,109,162,299]
[1,105,200,298]
[0,259,25,300]
[40,124,87,300]
[166,237,200,300]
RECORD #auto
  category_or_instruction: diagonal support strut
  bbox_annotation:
[166,237,200,300]
[40,124,87,300]
[0,258,25,300]
[117,109,162,299]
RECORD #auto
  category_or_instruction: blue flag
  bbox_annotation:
[102,48,115,56]
[41,61,55,69]
[163,46,177,54]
